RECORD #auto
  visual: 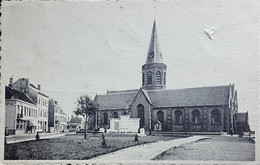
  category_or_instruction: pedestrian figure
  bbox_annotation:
[101,133,107,148]
[134,134,139,142]
[5,127,9,136]
[36,132,40,140]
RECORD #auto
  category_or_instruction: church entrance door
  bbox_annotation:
[137,104,145,128]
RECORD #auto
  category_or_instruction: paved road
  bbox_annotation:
[153,135,255,161]
[90,136,206,161]
[5,133,66,144]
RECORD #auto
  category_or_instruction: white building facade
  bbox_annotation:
[5,86,38,135]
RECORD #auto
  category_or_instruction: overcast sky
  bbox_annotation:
[2,1,259,130]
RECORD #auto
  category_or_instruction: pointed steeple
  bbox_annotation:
[145,20,163,64]
[142,20,167,90]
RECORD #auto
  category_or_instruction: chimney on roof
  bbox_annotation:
[38,84,41,90]
[9,76,13,87]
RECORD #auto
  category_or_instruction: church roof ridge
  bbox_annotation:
[144,84,231,92]
[106,89,139,94]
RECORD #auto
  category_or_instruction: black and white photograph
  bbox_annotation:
[0,0,259,164]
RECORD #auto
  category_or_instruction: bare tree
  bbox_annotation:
[74,95,99,139]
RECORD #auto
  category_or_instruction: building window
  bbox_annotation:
[137,104,145,128]
[142,72,145,86]
[103,113,108,125]
[175,110,183,124]
[147,71,152,85]
[157,111,164,124]
[212,109,221,124]
[192,110,201,124]
[112,112,118,118]
[163,72,166,85]
[155,71,161,84]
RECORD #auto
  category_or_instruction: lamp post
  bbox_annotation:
[95,111,98,131]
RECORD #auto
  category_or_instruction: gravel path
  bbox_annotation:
[153,135,255,161]
[6,133,66,144]
[90,136,206,161]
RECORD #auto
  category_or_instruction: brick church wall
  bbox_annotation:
[151,105,229,132]
[130,92,151,131]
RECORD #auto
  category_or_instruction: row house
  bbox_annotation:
[5,86,38,134]
[6,77,49,133]
[48,98,68,133]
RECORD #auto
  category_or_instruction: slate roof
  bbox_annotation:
[38,92,49,98]
[147,86,230,108]
[95,85,231,110]
[145,20,163,64]
[5,86,36,105]
[29,83,38,89]
[69,116,83,124]
[95,91,137,110]
[29,83,49,98]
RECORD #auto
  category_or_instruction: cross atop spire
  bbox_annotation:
[145,20,163,64]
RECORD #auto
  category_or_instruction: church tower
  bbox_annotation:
[142,20,167,90]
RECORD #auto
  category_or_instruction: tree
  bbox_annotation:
[74,95,99,139]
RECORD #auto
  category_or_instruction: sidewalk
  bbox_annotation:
[90,135,207,161]
[5,133,66,144]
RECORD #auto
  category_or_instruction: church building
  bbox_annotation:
[93,21,244,134]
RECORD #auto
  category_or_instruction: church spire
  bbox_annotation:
[145,20,163,64]
[142,20,167,90]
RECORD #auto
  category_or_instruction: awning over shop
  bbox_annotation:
[16,118,27,121]
[28,120,37,127]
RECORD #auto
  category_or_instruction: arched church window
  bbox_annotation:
[137,104,145,128]
[147,71,152,85]
[163,72,166,85]
[192,110,201,124]
[175,110,183,124]
[112,112,118,118]
[211,109,221,124]
[103,113,108,125]
[155,71,162,84]
[157,111,164,124]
